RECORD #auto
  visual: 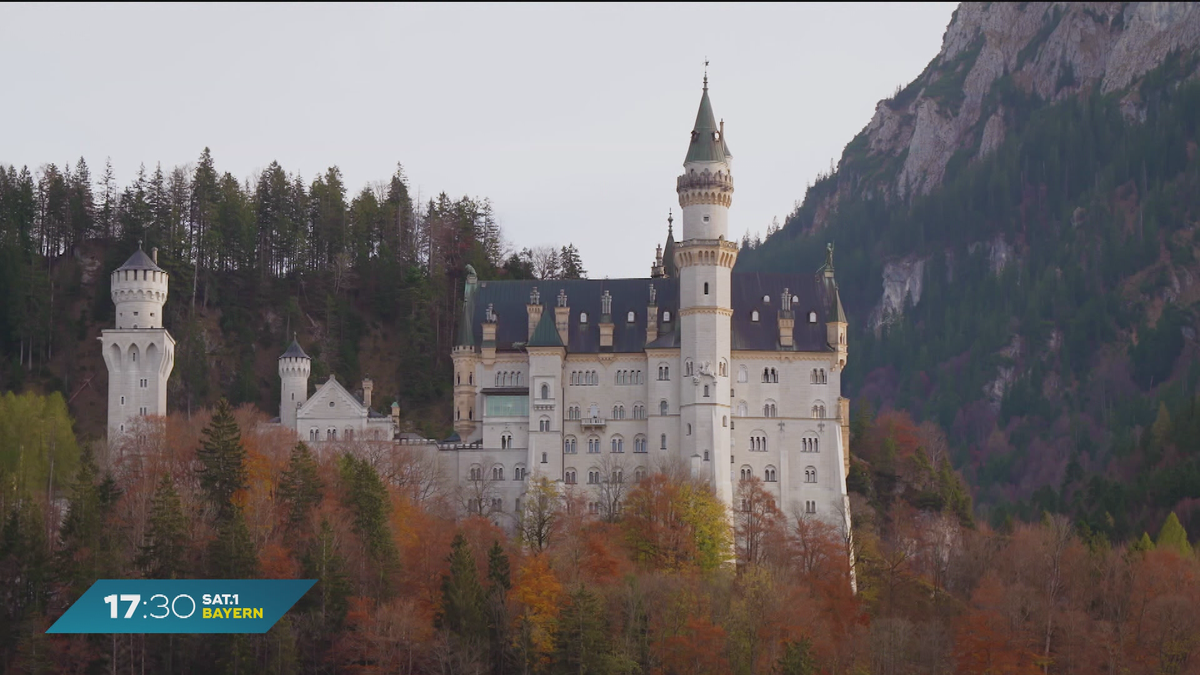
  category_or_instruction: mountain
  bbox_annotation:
[738,2,1200,538]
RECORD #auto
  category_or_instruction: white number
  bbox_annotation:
[171,594,196,619]
[148,594,170,619]
[120,594,140,619]
[104,594,117,619]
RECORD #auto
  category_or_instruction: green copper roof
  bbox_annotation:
[663,225,677,278]
[528,306,563,347]
[456,271,478,347]
[834,288,847,323]
[684,85,728,164]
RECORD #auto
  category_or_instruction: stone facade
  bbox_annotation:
[101,248,175,440]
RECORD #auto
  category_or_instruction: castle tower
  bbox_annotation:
[453,265,482,440]
[278,336,311,433]
[100,247,175,440]
[675,75,737,505]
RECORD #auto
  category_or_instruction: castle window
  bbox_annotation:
[539,417,550,432]
[633,404,645,419]
[634,435,646,453]
[635,467,646,482]
[805,501,817,514]
[704,282,709,295]
[580,312,588,323]
[493,465,504,481]
[763,402,777,417]
[120,396,125,405]
[660,400,668,416]
[565,469,576,484]
[660,433,667,450]
[740,466,752,481]
[565,436,577,454]
[541,384,549,399]
[469,465,482,481]
[131,352,137,362]
[809,311,817,323]
[722,416,727,427]
[627,310,635,323]
[751,310,759,322]
[763,295,770,303]
[738,366,747,383]
[542,452,548,464]
[704,450,709,461]
[611,437,623,453]
[588,470,599,485]
[588,437,600,454]
[469,373,473,384]
[687,424,692,436]
[805,466,817,483]
[346,428,354,440]
[703,214,710,223]
[329,401,335,407]
[663,311,671,322]
[766,466,778,482]
[802,437,820,453]
[703,385,710,397]
[501,433,512,449]
[309,428,318,441]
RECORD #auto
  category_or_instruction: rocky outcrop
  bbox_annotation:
[804,2,1200,230]
[869,256,927,332]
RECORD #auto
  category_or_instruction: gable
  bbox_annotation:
[297,378,367,420]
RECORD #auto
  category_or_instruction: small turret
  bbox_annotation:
[278,335,311,433]
[111,246,168,330]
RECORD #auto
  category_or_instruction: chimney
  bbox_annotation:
[362,377,373,408]
[526,287,543,340]
[598,291,614,350]
[554,289,570,347]
[646,283,659,345]
[778,287,794,348]
[481,303,498,363]
[151,247,158,264]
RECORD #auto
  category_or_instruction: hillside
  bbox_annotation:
[738,2,1200,537]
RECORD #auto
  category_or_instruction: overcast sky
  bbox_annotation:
[1,2,955,278]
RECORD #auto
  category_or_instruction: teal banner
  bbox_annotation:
[47,579,316,634]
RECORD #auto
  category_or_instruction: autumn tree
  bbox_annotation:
[521,476,562,552]
[734,476,783,568]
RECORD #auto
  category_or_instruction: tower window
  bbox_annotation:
[809,311,817,323]
[580,312,588,323]
[627,311,636,323]
[751,310,759,322]
[704,282,709,295]
[703,215,710,223]
[663,311,671,322]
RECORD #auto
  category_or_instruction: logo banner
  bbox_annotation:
[47,579,317,634]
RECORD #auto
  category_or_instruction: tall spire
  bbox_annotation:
[663,210,677,278]
[685,68,728,165]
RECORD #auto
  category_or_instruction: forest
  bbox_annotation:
[738,61,1200,541]
[0,391,1196,674]
[0,150,585,439]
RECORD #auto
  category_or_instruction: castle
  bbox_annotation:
[102,79,852,534]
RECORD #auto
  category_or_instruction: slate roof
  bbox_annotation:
[462,271,843,354]
[279,338,310,360]
[685,84,729,164]
[117,248,164,273]
[528,305,564,347]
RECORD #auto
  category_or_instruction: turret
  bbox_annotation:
[454,265,481,440]
[554,289,570,347]
[598,290,614,351]
[278,336,311,433]
[111,246,168,329]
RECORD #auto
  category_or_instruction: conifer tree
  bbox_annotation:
[486,541,513,675]
[278,442,323,531]
[1155,511,1193,556]
[552,584,611,674]
[337,454,398,588]
[197,398,247,519]
[559,244,586,279]
[56,448,122,599]
[138,473,189,579]
[207,508,258,579]
[300,518,352,632]
[439,533,487,644]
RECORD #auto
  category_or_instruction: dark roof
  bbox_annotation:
[528,306,564,347]
[464,271,842,354]
[685,84,728,164]
[663,225,677,278]
[279,338,310,360]
[457,271,478,347]
[117,248,164,273]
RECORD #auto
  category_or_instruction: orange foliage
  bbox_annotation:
[658,615,729,675]
[259,542,299,579]
[954,573,1040,675]
[511,553,563,663]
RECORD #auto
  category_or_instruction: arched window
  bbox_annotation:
[469,373,473,385]
[541,383,549,399]
[588,469,600,485]
[808,311,817,323]
[492,465,504,481]
[588,437,600,454]
[737,401,747,417]
[635,467,646,482]
[703,385,710,397]
[722,415,727,427]
[771,368,778,383]
[719,360,727,377]
[539,417,551,432]
[611,437,624,453]
[687,424,692,435]
[663,311,671,322]
[627,310,636,323]
[685,359,693,376]
[763,401,777,417]
[805,466,817,483]
[634,435,646,453]
[660,433,667,450]
[660,400,668,416]
[765,465,778,482]
[565,469,577,484]
[802,436,820,453]
[762,367,770,383]
[738,365,747,383]
[820,369,827,383]
[740,465,752,481]
[704,282,709,295]
[751,310,759,322]
[469,465,483,481]
[565,436,577,453]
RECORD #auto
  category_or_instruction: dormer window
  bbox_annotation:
[329,401,335,408]
[713,131,720,141]
[809,311,817,323]
[762,295,770,303]
[751,310,759,322]
[663,311,671,322]
[580,312,588,323]
[627,311,635,323]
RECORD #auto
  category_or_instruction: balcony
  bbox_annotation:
[580,416,607,429]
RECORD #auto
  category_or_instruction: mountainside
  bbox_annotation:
[738,1,1200,538]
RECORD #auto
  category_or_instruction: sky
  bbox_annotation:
[0,2,956,279]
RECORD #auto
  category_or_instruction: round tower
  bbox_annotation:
[101,247,175,441]
[675,74,737,507]
[111,247,169,329]
[278,336,311,434]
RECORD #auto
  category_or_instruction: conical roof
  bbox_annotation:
[279,338,310,360]
[118,247,163,272]
[684,82,728,164]
[528,305,564,348]
[663,220,677,278]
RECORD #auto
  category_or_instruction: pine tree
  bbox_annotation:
[207,508,258,579]
[197,398,247,519]
[777,638,817,675]
[299,518,351,632]
[138,473,189,579]
[559,243,586,279]
[487,541,513,675]
[56,448,122,599]
[439,533,487,643]
[337,454,398,594]
[278,443,323,531]
[552,584,611,674]
[1155,511,1193,556]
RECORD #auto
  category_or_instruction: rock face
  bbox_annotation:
[869,256,927,332]
[812,2,1200,227]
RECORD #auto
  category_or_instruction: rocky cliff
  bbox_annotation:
[818,2,1200,220]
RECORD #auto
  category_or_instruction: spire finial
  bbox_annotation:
[668,209,674,235]
[703,57,709,91]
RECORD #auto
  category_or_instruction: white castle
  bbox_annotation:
[102,79,851,535]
